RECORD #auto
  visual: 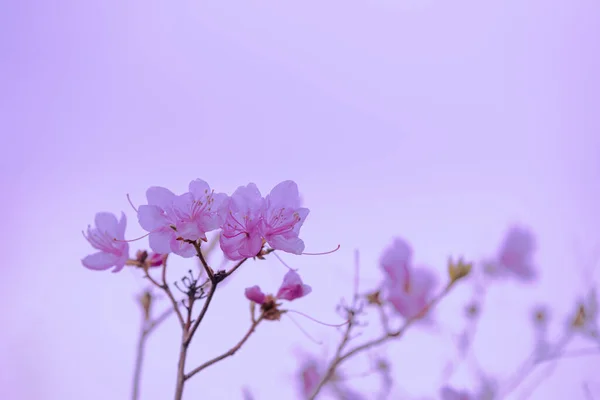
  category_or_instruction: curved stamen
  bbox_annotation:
[302,244,341,256]
[284,313,323,345]
[272,251,296,271]
[126,193,138,212]
[286,309,349,327]
[115,231,151,243]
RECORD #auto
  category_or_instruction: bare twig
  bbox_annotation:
[144,258,185,328]
[131,308,175,400]
[308,282,456,400]
[186,314,265,379]
[499,334,572,399]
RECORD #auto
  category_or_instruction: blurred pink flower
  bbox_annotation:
[496,225,537,281]
[298,358,321,398]
[82,212,129,273]
[440,386,472,400]
[379,238,436,319]
[244,270,312,304]
[380,237,413,283]
[260,180,309,254]
[220,183,265,260]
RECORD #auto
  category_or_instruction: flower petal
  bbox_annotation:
[116,212,127,239]
[146,186,176,208]
[148,229,174,254]
[266,234,305,254]
[267,180,301,208]
[138,205,167,232]
[94,212,119,237]
[82,252,118,271]
[245,286,266,304]
[276,270,311,301]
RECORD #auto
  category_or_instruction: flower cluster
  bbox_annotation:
[81,179,310,270]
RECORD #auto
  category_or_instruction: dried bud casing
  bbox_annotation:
[140,291,152,321]
[448,257,473,282]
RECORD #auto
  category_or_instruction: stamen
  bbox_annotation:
[284,313,323,345]
[126,193,138,212]
[302,244,341,256]
[115,232,151,243]
[272,251,296,271]
[286,309,349,327]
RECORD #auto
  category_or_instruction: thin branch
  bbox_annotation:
[308,282,456,400]
[131,308,175,400]
[583,382,594,400]
[499,334,572,399]
[184,282,218,346]
[185,314,265,379]
[224,257,249,278]
[144,262,185,328]
[131,324,146,400]
[192,241,214,281]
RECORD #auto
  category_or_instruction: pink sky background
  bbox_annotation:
[2,0,599,399]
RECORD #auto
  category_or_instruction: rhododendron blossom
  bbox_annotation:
[440,386,472,400]
[260,180,309,254]
[220,180,310,260]
[496,225,537,281]
[379,238,436,319]
[299,358,321,398]
[244,270,312,304]
[220,183,265,260]
[137,180,227,258]
[81,212,129,272]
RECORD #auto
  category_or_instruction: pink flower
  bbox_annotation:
[380,237,413,284]
[296,357,366,400]
[244,285,266,304]
[276,269,312,300]
[82,212,129,273]
[379,238,436,319]
[440,386,472,400]
[220,183,265,260]
[244,270,312,304]
[137,180,227,258]
[146,252,166,267]
[260,181,309,254]
[298,358,321,398]
[496,225,537,281]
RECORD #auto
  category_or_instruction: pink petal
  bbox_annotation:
[82,252,119,271]
[245,286,266,304]
[267,180,301,208]
[291,207,309,235]
[276,270,312,301]
[138,205,168,232]
[440,387,471,400]
[220,230,263,260]
[410,267,437,295]
[380,238,413,284]
[148,229,174,254]
[116,212,127,239]
[188,178,210,195]
[146,186,176,208]
[170,237,196,258]
[267,234,305,255]
[498,226,537,281]
[94,212,119,237]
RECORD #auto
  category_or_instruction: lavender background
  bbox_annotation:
[2,0,599,399]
